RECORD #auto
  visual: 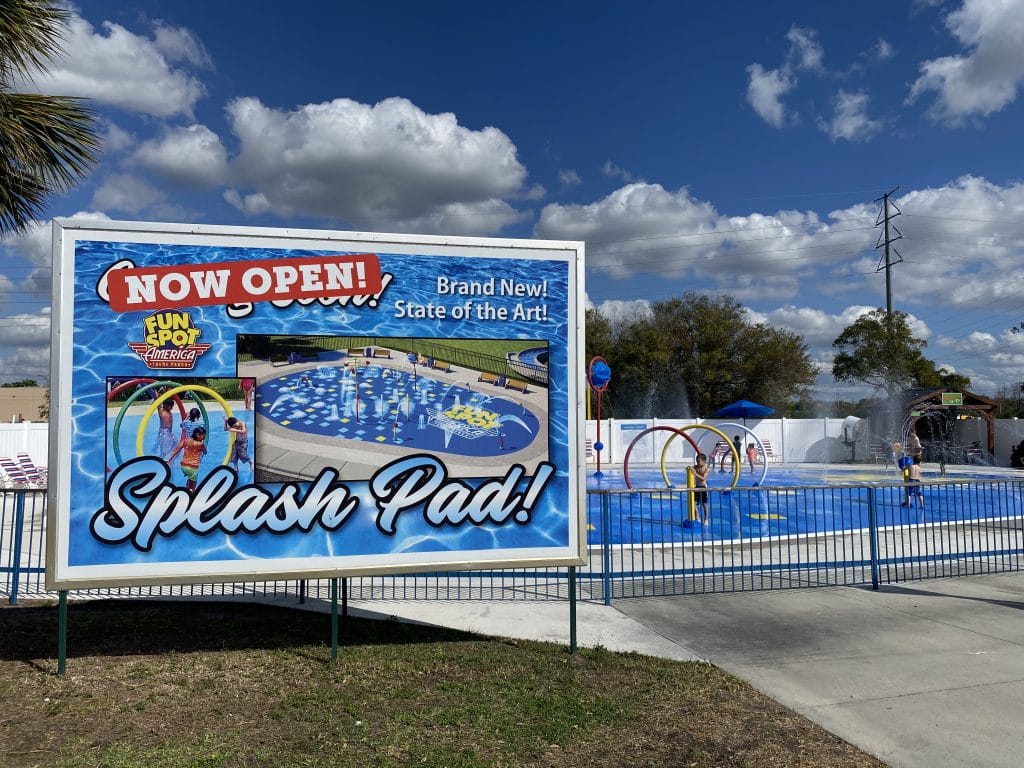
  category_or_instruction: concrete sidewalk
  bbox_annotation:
[613,574,1024,768]
[322,573,1024,768]
[267,594,702,662]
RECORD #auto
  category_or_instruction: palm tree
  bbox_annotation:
[0,0,98,236]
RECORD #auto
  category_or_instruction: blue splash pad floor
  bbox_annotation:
[256,365,541,457]
[586,464,1024,545]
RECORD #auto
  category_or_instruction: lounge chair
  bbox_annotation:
[0,456,34,487]
[16,452,47,486]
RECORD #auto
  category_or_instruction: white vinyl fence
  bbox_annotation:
[587,417,1024,468]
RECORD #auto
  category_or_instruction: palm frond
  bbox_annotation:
[0,92,98,233]
[0,0,71,84]
[0,1,99,236]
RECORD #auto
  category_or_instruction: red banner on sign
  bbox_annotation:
[107,254,383,312]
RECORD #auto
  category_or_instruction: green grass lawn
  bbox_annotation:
[0,601,882,768]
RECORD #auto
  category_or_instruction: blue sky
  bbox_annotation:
[3,0,1024,399]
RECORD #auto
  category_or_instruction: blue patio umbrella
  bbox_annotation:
[712,399,775,420]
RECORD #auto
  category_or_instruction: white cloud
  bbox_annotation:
[11,12,206,118]
[558,169,582,188]
[91,174,167,213]
[101,122,135,154]
[786,26,825,71]
[223,189,272,216]
[535,182,873,297]
[152,22,213,68]
[222,96,530,234]
[752,305,880,349]
[745,63,796,128]
[819,90,882,142]
[872,38,896,61]
[0,310,52,385]
[601,161,635,183]
[908,0,1024,122]
[588,298,652,327]
[0,211,112,296]
[938,330,998,352]
[745,25,827,128]
[0,274,15,312]
[131,125,229,187]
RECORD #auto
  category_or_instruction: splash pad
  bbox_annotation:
[256,363,540,457]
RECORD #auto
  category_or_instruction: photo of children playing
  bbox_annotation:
[105,376,256,489]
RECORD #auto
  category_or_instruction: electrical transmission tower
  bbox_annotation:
[874,187,903,328]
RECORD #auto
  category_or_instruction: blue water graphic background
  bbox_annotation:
[70,240,573,568]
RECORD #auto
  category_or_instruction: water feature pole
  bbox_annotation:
[588,357,612,478]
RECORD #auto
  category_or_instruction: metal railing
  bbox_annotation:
[5,478,1023,604]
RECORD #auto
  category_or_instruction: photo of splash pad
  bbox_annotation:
[237,335,550,483]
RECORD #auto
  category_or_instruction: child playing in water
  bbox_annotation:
[224,416,251,473]
[180,407,202,442]
[155,400,178,460]
[240,378,255,410]
[693,452,710,525]
[906,455,924,508]
[746,443,757,475]
[168,426,208,491]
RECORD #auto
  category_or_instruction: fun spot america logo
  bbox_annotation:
[127,310,211,370]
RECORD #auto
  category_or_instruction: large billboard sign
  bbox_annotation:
[47,220,585,589]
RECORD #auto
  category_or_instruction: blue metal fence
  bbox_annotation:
[4,478,1023,604]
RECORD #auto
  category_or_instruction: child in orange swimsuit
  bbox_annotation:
[169,426,207,491]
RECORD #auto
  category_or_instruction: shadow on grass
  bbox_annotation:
[0,599,480,664]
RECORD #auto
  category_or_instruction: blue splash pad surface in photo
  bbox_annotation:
[257,366,540,456]
[106,408,255,478]
[67,241,573,568]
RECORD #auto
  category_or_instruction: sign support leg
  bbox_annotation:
[330,578,339,660]
[568,566,577,654]
[57,590,68,675]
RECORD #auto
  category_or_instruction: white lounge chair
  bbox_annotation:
[16,452,47,486]
[0,456,33,486]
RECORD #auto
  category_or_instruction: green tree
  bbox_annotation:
[587,293,816,418]
[584,307,614,365]
[911,357,971,392]
[832,308,971,395]
[1,0,98,235]
[833,309,924,395]
[0,378,39,387]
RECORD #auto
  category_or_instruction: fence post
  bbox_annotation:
[9,491,26,605]
[867,486,880,590]
[601,492,612,606]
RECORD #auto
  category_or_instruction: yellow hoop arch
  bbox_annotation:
[138,385,237,467]
[660,424,741,489]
